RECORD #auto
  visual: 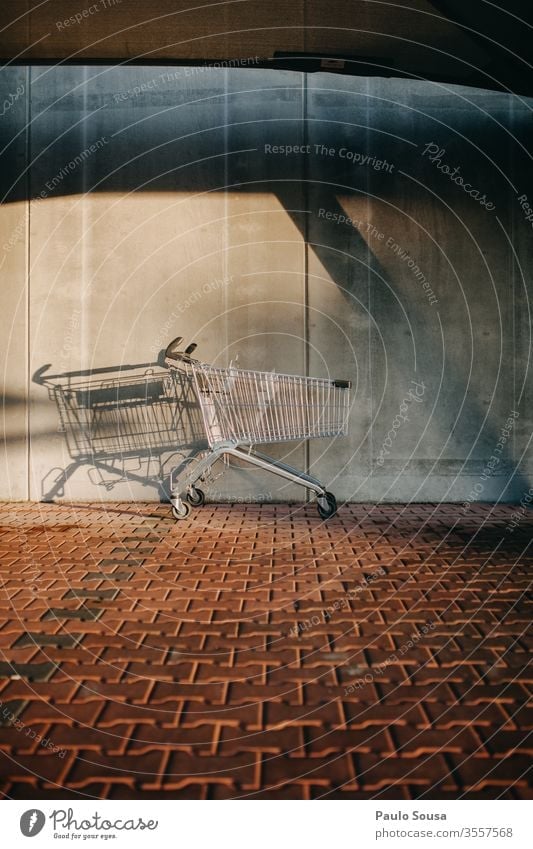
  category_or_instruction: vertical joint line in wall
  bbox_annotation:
[510,98,516,450]
[224,67,229,359]
[365,78,372,469]
[25,65,31,501]
[303,70,310,486]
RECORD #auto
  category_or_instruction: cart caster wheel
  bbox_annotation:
[186,487,205,507]
[171,501,190,520]
[317,491,337,519]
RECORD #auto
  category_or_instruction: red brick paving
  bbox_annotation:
[0,501,531,799]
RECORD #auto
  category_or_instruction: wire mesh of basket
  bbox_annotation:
[190,362,350,447]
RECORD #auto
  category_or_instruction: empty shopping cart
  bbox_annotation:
[164,337,351,520]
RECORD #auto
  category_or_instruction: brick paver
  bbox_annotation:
[0,501,530,799]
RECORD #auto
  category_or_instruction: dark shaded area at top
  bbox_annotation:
[1,0,533,96]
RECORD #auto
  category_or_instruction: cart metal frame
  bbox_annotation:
[164,337,351,520]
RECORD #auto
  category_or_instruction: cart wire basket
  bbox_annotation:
[165,337,351,520]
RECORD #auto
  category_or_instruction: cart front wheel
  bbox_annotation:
[186,487,205,507]
[317,491,337,519]
[171,500,190,520]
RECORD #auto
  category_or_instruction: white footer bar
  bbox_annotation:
[5,799,531,848]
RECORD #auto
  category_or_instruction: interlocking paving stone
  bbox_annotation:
[83,572,134,581]
[63,589,119,601]
[0,502,530,799]
[0,663,57,681]
[13,633,82,649]
[99,559,142,567]
[42,609,103,622]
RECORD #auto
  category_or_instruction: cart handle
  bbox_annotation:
[164,337,199,365]
[164,337,183,360]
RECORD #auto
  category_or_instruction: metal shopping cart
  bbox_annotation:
[164,337,351,520]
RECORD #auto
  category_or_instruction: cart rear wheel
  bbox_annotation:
[317,491,337,519]
[171,501,190,520]
[186,487,205,507]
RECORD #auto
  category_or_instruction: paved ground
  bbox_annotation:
[0,501,530,800]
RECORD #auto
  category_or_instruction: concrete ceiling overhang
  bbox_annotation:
[0,1,532,95]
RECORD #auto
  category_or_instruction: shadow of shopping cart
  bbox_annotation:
[33,356,205,501]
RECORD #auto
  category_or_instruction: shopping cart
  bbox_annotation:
[34,360,203,500]
[164,337,351,520]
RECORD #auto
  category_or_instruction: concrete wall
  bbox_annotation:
[1,67,531,502]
